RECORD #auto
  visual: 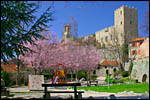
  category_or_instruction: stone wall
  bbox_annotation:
[97,48,119,61]
[131,58,149,83]
[95,66,119,78]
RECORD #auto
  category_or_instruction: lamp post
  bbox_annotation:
[108,66,110,88]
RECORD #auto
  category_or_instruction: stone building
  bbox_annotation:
[79,5,138,47]
[130,37,149,83]
[62,25,74,42]
[61,5,150,82]
[62,5,139,48]
[128,37,149,60]
[94,60,120,77]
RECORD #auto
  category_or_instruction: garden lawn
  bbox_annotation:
[77,83,149,93]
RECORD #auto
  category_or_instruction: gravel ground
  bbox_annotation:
[1,86,149,99]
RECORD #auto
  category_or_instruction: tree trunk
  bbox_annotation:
[16,59,20,86]
[87,71,91,85]
[71,70,73,81]
[75,71,78,82]
[34,68,37,75]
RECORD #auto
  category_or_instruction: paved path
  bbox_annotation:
[2,86,149,99]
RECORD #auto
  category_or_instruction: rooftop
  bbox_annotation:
[100,60,120,67]
[1,64,32,72]
[129,37,149,43]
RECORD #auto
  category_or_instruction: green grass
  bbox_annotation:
[122,77,134,82]
[77,83,149,93]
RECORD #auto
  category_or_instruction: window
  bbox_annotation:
[120,11,122,15]
[106,70,109,75]
[105,29,108,32]
[135,50,137,55]
[131,43,133,47]
[111,35,112,40]
[139,41,143,46]
[138,42,140,46]
[138,50,140,54]
[121,21,122,25]
[135,42,137,47]
[132,50,137,55]
[114,68,117,73]
[131,51,133,55]
[105,36,108,42]
[132,42,137,47]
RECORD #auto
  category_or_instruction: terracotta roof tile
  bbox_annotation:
[1,64,17,72]
[1,64,32,72]
[100,60,120,67]
[129,37,149,43]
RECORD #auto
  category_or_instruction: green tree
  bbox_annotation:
[1,1,54,85]
[120,43,129,71]
[1,1,54,62]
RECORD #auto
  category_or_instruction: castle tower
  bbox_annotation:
[62,25,72,41]
[114,5,138,45]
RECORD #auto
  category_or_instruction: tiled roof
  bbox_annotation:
[100,60,120,66]
[1,64,17,72]
[129,37,149,43]
[1,64,32,72]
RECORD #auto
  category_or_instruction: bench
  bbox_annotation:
[46,90,84,99]
[88,80,98,86]
[42,83,84,99]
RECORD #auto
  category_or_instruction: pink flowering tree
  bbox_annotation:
[57,41,103,81]
[20,31,59,74]
[20,34,103,82]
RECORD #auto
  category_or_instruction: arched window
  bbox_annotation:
[106,70,109,75]
[120,21,122,25]
[111,35,112,40]
[113,68,117,73]
[142,74,147,83]
[120,11,122,15]
[105,36,108,42]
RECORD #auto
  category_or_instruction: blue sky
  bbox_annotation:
[33,1,149,40]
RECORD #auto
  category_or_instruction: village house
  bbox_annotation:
[130,37,149,83]
[94,60,120,77]
[128,37,149,60]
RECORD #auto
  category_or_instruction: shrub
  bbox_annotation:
[1,70,10,86]
[77,71,86,80]
[8,72,16,86]
[114,70,120,78]
[121,71,129,77]
[105,74,113,83]
[91,75,97,80]
[2,70,29,87]
[41,73,53,80]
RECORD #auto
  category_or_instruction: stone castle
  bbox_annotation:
[61,5,150,83]
[62,5,139,47]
